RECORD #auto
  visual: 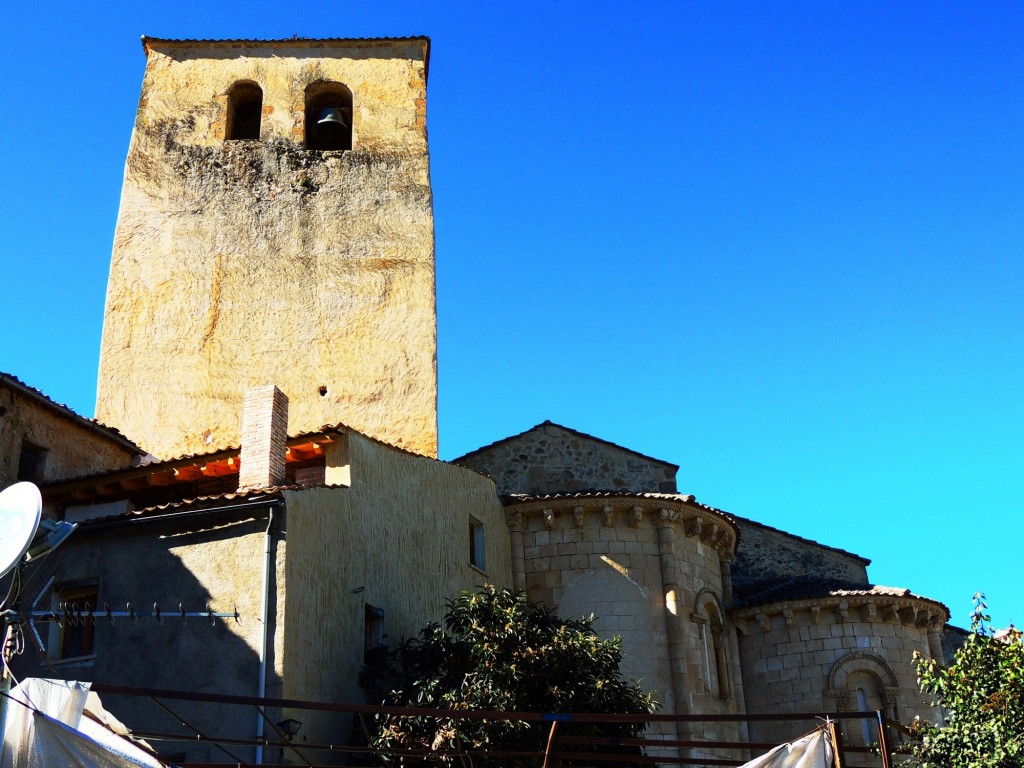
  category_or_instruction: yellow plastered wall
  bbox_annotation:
[280,432,512,749]
[96,39,437,459]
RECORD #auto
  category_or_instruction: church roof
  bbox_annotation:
[0,372,144,454]
[454,420,680,471]
[736,576,948,615]
[729,512,871,565]
[140,35,431,76]
[142,35,430,46]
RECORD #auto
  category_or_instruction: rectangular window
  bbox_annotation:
[17,438,47,482]
[52,584,98,660]
[364,604,384,659]
[469,517,486,572]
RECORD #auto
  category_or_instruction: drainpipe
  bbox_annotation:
[255,501,282,764]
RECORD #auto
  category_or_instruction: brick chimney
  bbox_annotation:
[239,385,289,490]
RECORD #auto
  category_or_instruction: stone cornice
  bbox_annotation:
[731,591,949,634]
[504,495,737,559]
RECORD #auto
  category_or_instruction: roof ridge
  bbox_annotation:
[452,420,680,470]
[0,372,144,453]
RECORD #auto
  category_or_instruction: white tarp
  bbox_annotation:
[2,678,163,768]
[738,727,834,768]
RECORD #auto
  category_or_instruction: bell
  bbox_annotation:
[316,107,349,129]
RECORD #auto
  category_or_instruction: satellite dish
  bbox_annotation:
[0,482,42,578]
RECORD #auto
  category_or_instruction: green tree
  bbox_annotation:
[909,594,1023,767]
[364,586,656,766]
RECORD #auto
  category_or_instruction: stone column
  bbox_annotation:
[713,630,731,700]
[719,555,734,606]
[508,511,526,591]
[656,509,691,745]
[927,617,945,662]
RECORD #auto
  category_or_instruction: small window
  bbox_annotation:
[364,604,384,660]
[469,517,486,572]
[18,438,47,482]
[304,81,353,151]
[52,584,98,660]
[225,81,263,141]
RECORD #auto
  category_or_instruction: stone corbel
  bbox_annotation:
[542,508,555,529]
[864,602,878,623]
[836,601,849,623]
[602,505,614,527]
[685,516,702,538]
[507,510,524,533]
[573,506,585,528]
[783,608,795,628]
[630,506,643,527]
[756,612,771,632]
[701,522,719,544]
[810,604,821,624]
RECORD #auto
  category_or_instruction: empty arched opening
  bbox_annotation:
[225,81,263,141]
[305,81,353,151]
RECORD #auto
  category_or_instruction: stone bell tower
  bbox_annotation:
[96,36,437,459]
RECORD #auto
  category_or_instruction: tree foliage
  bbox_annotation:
[909,594,1023,767]
[364,586,657,765]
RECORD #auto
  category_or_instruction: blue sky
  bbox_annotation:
[1,2,1021,630]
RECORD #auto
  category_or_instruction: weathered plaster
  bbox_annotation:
[96,39,437,459]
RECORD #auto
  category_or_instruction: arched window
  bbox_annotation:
[824,652,900,748]
[225,81,263,141]
[847,670,885,746]
[693,589,731,701]
[304,81,353,151]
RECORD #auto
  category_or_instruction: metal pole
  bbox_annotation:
[876,711,892,768]
[825,719,843,768]
[0,619,12,763]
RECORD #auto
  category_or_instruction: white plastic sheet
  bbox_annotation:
[738,727,834,768]
[2,678,163,768]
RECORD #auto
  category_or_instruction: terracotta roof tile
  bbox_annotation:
[0,372,144,453]
[77,484,344,526]
[142,35,429,45]
[502,490,737,528]
[736,576,947,614]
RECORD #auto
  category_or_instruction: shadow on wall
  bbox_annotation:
[8,508,280,765]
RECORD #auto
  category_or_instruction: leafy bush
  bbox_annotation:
[364,586,657,766]
[909,594,1023,767]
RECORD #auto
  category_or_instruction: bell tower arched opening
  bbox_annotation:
[305,81,353,151]
[225,81,263,141]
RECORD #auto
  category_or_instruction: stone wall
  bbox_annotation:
[507,495,742,759]
[733,595,946,752]
[730,517,870,600]
[96,38,438,459]
[281,431,513,752]
[457,422,678,495]
[0,383,138,488]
